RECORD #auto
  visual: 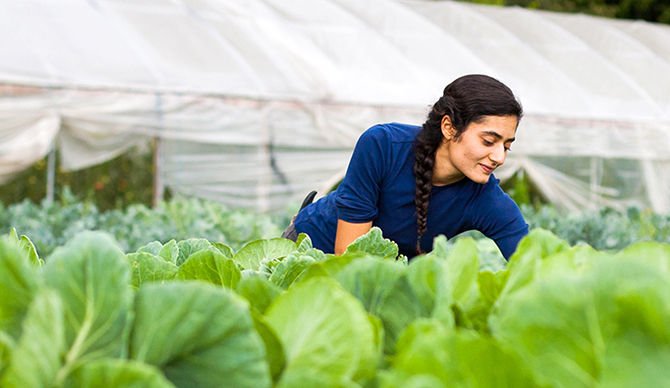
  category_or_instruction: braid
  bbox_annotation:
[413,139,438,255]
[414,95,451,255]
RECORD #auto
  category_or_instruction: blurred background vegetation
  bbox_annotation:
[469,0,670,24]
[0,144,168,212]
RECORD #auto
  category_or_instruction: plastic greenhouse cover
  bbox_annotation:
[0,0,669,212]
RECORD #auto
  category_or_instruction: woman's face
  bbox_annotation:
[437,115,518,185]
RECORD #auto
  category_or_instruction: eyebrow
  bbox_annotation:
[482,130,515,143]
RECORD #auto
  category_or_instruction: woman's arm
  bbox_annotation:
[334,219,373,255]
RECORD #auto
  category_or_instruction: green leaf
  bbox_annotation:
[0,236,40,339]
[66,359,176,388]
[269,254,316,289]
[490,254,670,388]
[379,372,447,388]
[617,241,670,271]
[136,241,163,256]
[19,235,41,267]
[236,275,282,315]
[444,238,480,309]
[159,240,179,264]
[599,331,670,388]
[405,256,455,329]
[391,318,537,387]
[406,256,443,317]
[295,233,312,252]
[212,242,234,258]
[477,270,505,307]
[8,228,19,242]
[0,331,11,378]
[177,250,241,289]
[496,229,570,305]
[176,238,212,266]
[427,235,449,259]
[344,227,398,260]
[233,238,297,270]
[130,282,272,388]
[265,277,379,387]
[250,310,285,383]
[335,258,422,354]
[0,290,65,388]
[126,252,179,289]
[43,231,133,377]
[299,254,358,281]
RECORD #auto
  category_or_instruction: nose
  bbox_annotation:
[490,145,506,166]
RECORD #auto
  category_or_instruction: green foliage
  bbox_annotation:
[0,192,284,258]
[521,205,670,250]
[131,283,272,388]
[466,0,670,24]
[5,219,670,386]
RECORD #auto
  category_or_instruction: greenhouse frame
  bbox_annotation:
[1,0,670,212]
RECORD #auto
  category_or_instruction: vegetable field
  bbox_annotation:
[2,225,670,387]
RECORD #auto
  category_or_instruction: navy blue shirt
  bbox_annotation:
[294,122,528,259]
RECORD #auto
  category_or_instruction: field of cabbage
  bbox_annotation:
[2,225,670,388]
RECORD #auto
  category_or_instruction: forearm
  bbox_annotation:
[334,219,373,255]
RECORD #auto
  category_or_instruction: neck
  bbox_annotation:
[432,142,464,186]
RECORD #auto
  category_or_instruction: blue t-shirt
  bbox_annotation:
[294,122,528,259]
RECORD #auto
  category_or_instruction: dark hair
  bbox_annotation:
[413,74,523,255]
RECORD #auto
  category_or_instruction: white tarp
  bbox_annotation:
[1,0,670,212]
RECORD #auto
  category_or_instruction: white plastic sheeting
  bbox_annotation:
[1,0,670,212]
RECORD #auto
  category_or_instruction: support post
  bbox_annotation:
[153,137,164,208]
[153,93,165,208]
[589,156,602,208]
[45,148,56,205]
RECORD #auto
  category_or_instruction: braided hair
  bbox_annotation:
[413,75,523,255]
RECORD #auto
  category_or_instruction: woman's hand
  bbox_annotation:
[334,219,373,255]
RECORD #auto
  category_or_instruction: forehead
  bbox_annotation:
[468,115,518,139]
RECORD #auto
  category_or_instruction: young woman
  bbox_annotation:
[283,74,528,260]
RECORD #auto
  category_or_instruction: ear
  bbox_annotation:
[441,116,455,141]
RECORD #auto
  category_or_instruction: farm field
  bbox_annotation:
[2,209,670,387]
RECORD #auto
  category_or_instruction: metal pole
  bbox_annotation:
[45,148,56,204]
[153,137,164,207]
[153,93,164,208]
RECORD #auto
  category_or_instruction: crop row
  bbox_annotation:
[2,227,670,387]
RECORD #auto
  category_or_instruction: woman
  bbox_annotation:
[283,74,528,260]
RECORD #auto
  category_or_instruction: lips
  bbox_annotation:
[480,164,495,174]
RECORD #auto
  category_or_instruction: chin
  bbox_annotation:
[470,174,491,184]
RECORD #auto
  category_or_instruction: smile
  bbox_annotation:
[480,164,495,173]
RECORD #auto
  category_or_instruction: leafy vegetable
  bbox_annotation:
[0,290,64,387]
[233,238,297,271]
[384,318,537,387]
[126,253,178,289]
[131,282,271,388]
[335,258,421,354]
[43,231,134,381]
[265,277,379,387]
[0,236,39,339]
[66,359,176,388]
[176,249,241,289]
[344,227,399,260]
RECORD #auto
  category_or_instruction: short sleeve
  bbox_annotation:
[475,185,529,260]
[335,125,390,223]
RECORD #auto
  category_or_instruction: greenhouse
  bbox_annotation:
[1,0,670,212]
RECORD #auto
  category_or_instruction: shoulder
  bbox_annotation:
[469,174,503,196]
[361,122,421,145]
[465,175,518,211]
